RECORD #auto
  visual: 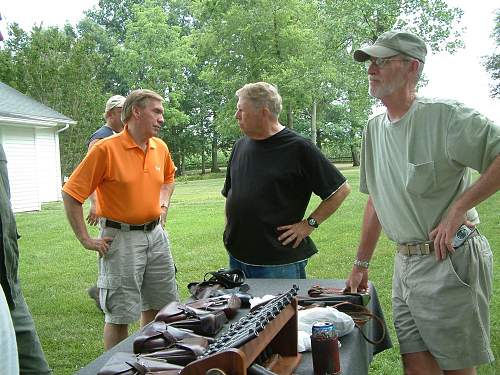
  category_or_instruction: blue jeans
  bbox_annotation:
[229,254,308,279]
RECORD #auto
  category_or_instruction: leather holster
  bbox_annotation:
[185,294,241,319]
[97,351,183,375]
[133,321,213,355]
[155,302,228,336]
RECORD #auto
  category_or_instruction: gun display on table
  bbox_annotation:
[181,285,301,375]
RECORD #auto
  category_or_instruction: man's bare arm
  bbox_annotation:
[430,154,500,259]
[63,191,112,256]
[346,196,382,293]
[159,182,175,226]
[277,182,351,248]
[85,139,101,226]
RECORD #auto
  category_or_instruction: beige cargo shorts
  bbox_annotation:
[97,222,179,324]
[392,234,494,370]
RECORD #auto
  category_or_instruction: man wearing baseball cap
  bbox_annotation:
[86,94,126,309]
[88,95,127,149]
[346,30,499,374]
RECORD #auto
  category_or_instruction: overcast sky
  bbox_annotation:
[1,0,499,123]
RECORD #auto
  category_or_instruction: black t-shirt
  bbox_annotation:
[222,128,346,265]
[87,125,114,147]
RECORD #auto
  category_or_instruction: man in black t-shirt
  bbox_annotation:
[222,82,351,278]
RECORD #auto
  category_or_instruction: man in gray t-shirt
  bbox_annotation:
[346,31,500,374]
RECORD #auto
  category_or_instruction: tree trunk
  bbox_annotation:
[311,100,317,145]
[201,143,206,175]
[179,153,185,175]
[317,129,322,150]
[173,151,181,176]
[287,104,293,129]
[351,144,360,166]
[211,132,220,172]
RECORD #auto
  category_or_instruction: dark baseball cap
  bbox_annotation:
[353,31,427,63]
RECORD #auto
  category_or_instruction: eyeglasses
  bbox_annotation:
[365,57,411,69]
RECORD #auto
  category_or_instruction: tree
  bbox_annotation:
[1,23,107,176]
[192,0,464,159]
[86,0,145,43]
[111,0,195,172]
[1,0,467,173]
[311,0,465,164]
[483,9,500,98]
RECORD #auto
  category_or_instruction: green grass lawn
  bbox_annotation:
[15,168,499,374]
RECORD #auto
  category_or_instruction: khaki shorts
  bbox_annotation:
[97,223,179,324]
[392,234,494,370]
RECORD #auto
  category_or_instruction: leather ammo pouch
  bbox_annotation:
[141,336,207,366]
[133,321,212,354]
[155,302,228,336]
[168,311,227,336]
[185,294,242,319]
[97,351,183,375]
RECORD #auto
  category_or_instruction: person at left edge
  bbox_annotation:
[222,82,351,279]
[62,89,179,350]
[0,145,52,374]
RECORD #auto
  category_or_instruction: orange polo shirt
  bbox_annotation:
[63,127,176,224]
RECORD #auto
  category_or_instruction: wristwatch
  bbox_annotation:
[306,217,319,228]
[354,259,370,269]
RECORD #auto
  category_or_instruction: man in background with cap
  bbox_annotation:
[345,30,500,374]
[63,89,178,350]
[87,94,126,225]
[85,95,126,309]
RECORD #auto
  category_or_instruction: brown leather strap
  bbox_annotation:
[308,285,345,297]
[332,301,386,346]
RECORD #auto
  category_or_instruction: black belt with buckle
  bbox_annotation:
[105,218,159,231]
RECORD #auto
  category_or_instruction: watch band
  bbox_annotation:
[354,259,370,269]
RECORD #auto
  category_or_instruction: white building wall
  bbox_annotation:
[35,128,62,202]
[1,126,40,212]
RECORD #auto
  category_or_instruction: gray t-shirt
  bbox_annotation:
[360,97,500,244]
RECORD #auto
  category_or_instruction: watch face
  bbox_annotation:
[307,218,318,228]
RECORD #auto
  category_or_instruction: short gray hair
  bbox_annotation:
[401,54,424,84]
[121,89,164,123]
[235,82,282,117]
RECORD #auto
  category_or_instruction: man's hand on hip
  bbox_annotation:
[277,220,314,248]
[86,206,100,226]
[429,206,474,261]
[81,237,113,257]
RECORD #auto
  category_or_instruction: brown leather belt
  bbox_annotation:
[397,231,479,256]
[105,218,159,231]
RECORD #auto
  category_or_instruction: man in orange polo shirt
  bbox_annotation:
[62,89,178,350]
